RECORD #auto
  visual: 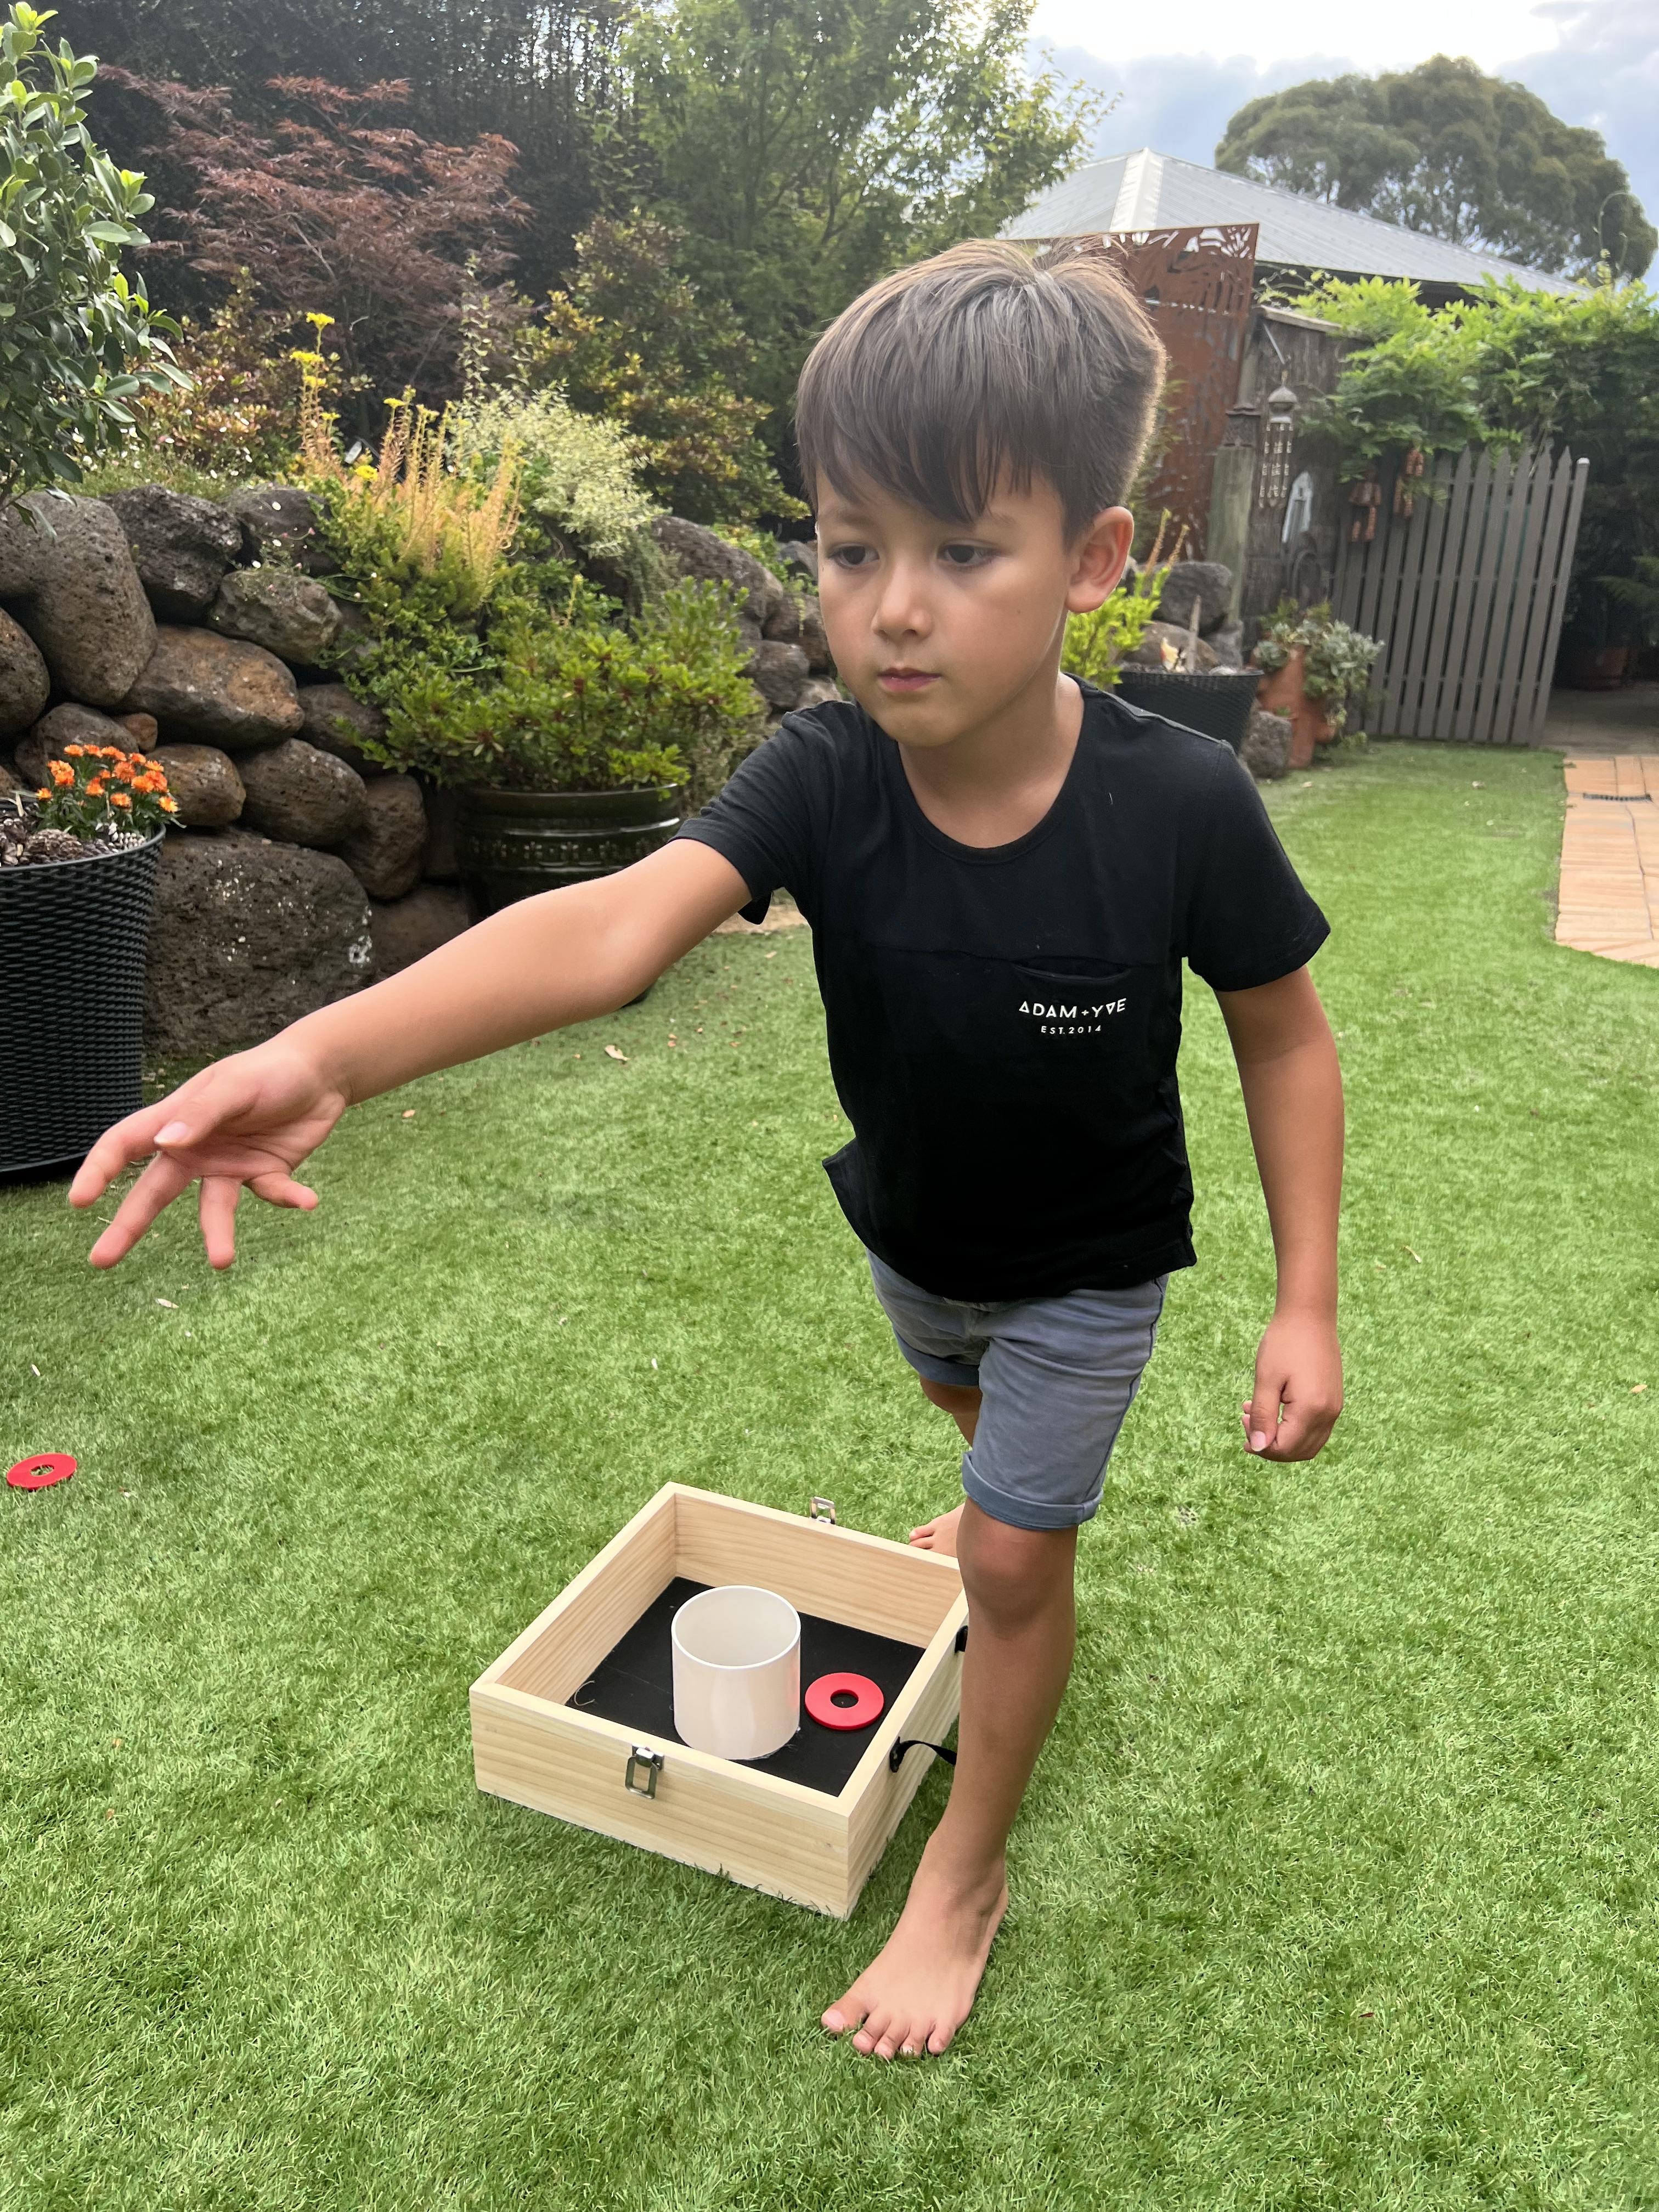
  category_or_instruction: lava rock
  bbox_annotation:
[16,703,141,786]
[1156,561,1233,636]
[101,485,244,620]
[793,676,844,712]
[0,757,23,796]
[206,568,342,666]
[650,516,772,627]
[144,828,373,1055]
[297,682,386,776]
[237,737,366,846]
[153,743,246,828]
[0,607,50,734]
[1240,707,1293,782]
[748,639,811,708]
[120,626,303,750]
[337,772,425,899]
[219,484,333,574]
[420,782,459,881]
[1124,620,1218,673]
[0,492,157,706]
[777,539,819,582]
[1206,621,1245,670]
[115,712,160,746]
[761,585,802,644]
[371,883,470,978]
[796,596,833,673]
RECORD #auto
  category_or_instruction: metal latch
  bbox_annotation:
[624,1745,664,1798]
[808,1496,837,1524]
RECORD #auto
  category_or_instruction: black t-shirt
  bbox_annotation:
[674,677,1329,1301]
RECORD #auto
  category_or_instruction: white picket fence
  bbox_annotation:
[1332,444,1588,744]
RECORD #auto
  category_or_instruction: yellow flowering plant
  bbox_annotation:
[33,743,178,840]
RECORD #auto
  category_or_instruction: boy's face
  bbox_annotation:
[812,465,1134,748]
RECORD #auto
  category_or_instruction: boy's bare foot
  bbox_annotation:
[822,1840,1008,2056]
[908,1501,964,1553]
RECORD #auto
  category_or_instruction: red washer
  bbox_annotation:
[6,1454,76,1491]
[804,1671,885,1730]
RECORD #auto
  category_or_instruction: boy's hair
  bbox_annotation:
[792,238,1166,547]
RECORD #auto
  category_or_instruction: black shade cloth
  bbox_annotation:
[567,1577,927,1797]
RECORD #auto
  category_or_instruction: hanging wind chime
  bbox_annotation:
[1347,465,1384,543]
[1392,444,1426,518]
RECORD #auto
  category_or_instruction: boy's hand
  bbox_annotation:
[69,1040,348,1270]
[1241,1308,1342,1460]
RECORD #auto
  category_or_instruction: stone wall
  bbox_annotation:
[0,489,839,1056]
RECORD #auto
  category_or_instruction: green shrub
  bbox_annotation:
[312,478,763,799]
[1254,598,1382,736]
[0,3,188,503]
[1060,563,1165,687]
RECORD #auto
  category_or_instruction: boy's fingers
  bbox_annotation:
[1243,1376,1283,1454]
[246,1171,319,1212]
[70,1067,256,1209]
[199,1176,242,1270]
[70,1099,193,1207]
[87,1153,193,1267]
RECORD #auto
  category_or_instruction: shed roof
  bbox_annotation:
[999,149,1576,296]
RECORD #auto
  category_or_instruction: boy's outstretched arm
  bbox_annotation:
[1215,966,1344,1462]
[70,839,753,1269]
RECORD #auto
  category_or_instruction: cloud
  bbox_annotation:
[1502,1,1659,247]
[1025,43,1362,168]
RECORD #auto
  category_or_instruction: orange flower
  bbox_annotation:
[110,791,132,809]
[35,786,51,800]
[158,795,179,814]
[63,743,84,759]
[113,759,135,783]
[85,777,107,798]
[48,759,75,786]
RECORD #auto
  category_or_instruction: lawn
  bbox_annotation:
[4,742,1657,2210]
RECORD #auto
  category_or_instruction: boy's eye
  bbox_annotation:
[827,543,991,570]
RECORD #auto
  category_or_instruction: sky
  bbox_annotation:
[1022,0,1658,267]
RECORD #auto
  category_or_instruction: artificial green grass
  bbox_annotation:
[4,742,1658,2209]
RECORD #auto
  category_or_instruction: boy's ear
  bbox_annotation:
[1066,507,1136,614]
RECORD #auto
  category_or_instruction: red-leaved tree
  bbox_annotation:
[103,71,532,415]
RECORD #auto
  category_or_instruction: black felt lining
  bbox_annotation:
[567,1576,927,1796]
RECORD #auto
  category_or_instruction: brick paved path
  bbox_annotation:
[1555,754,1659,967]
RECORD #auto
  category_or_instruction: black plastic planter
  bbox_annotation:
[454,783,686,922]
[1113,668,1262,752]
[1,824,164,1177]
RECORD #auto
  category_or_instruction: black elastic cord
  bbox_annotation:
[888,1737,957,1771]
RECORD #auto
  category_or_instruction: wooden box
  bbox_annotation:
[470,1483,968,1919]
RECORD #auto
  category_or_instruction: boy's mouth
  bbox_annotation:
[878,668,939,692]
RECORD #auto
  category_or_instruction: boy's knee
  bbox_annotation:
[918,1375,981,1420]
[958,1507,1075,1626]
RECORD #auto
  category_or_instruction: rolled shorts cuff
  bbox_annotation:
[886,1324,982,1391]
[960,1454,1102,1531]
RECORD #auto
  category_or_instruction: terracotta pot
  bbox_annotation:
[1565,644,1629,691]
[1251,645,1334,769]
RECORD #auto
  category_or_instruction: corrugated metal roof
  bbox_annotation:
[1000,149,1575,295]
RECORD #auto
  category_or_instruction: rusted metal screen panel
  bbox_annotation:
[1031,225,1257,556]
[1332,444,1587,743]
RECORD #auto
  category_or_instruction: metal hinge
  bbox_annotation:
[808,1496,837,1523]
[624,1744,664,1798]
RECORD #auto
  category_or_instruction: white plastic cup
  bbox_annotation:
[671,1584,802,1761]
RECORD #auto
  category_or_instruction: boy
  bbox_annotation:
[71,239,1344,2062]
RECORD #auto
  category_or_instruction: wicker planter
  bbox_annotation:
[454,784,687,924]
[0,821,164,1177]
[1113,667,1262,753]
[1251,647,1334,769]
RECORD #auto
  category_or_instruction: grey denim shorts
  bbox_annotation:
[866,1250,1169,1532]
